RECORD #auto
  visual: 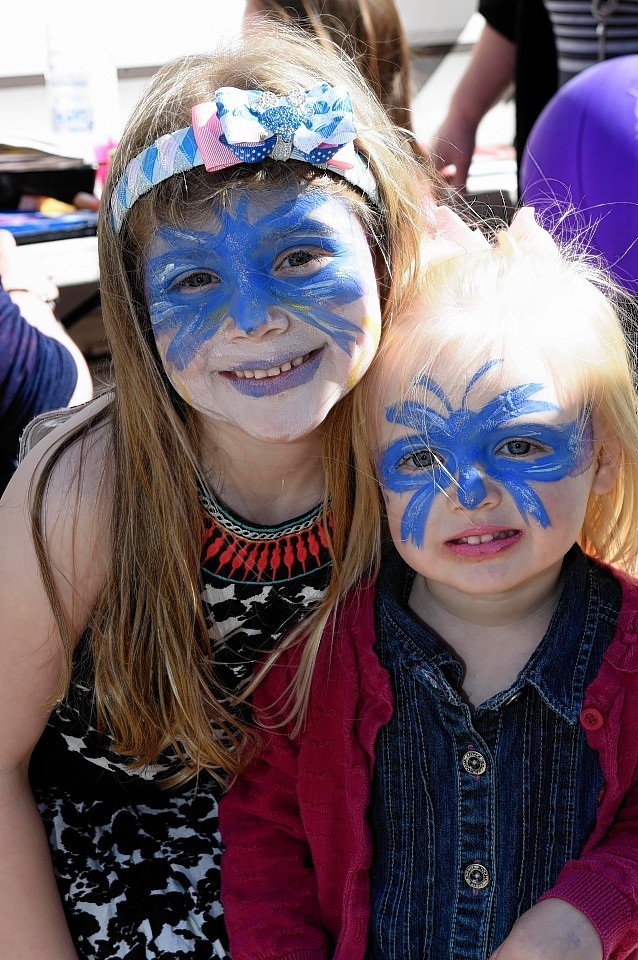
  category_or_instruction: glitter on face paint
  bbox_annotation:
[142,187,382,443]
[145,191,368,371]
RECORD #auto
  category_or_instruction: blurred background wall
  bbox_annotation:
[0,0,475,145]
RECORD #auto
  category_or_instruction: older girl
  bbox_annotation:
[0,26,429,960]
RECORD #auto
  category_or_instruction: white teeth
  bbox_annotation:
[232,353,309,379]
[456,530,517,544]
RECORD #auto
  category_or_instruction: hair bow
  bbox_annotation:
[111,82,377,234]
[192,83,359,171]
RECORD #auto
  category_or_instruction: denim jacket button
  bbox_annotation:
[464,863,489,889]
[462,750,487,775]
[579,707,604,731]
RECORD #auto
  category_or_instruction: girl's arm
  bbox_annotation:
[535,799,638,959]
[490,647,638,960]
[219,664,331,960]
[489,900,602,960]
[0,408,109,959]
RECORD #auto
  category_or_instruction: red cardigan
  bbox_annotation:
[219,571,638,960]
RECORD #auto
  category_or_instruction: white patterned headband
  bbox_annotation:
[110,82,379,234]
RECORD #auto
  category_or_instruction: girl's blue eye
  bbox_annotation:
[398,449,443,470]
[172,270,218,292]
[283,250,316,268]
[276,247,329,272]
[496,439,547,457]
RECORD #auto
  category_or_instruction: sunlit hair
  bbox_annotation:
[355,211,638,574]
[250,0,417,146]
[31,27,430,783]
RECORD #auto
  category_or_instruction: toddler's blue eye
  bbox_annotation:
[497,439,546,457]
[398,449,443,470]
[505,440,532,455]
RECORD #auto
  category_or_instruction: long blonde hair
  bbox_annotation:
[355,213,638,576]
[32,27,430,783]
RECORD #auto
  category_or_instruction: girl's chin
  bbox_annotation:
[190,393,342,442]
[193,411,326,444]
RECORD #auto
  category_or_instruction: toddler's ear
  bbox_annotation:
[592,433,622,495]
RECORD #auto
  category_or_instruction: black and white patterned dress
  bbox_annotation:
[29,489,332,959]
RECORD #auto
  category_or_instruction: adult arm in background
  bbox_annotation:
[0,229,93,491]
[0,229,93,407]
[428,17,515,189]
[0,398,111,959]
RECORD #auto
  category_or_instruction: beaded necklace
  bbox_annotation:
[198,483,332,584]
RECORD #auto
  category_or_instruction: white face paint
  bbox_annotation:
[145,186,381,443]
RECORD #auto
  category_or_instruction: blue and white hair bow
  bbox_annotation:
[111,82,378,233]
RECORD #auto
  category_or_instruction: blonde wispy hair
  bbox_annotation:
[354,208,638,575]
[31,26,431,782]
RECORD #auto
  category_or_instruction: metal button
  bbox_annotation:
[462,750,487,775]
[464,863,489,889]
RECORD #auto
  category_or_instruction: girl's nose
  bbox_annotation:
[449,464,501,511]
[227,305,291,339]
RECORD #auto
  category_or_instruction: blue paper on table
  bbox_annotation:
[0,210,98,244]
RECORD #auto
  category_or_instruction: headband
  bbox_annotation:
[110,82,379,233]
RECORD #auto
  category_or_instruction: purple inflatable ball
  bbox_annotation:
[520,55,638,294]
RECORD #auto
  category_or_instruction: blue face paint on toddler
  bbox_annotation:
[145,190,368,371]
[378,359,593,548]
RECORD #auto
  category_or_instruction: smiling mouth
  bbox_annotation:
[451,529,519,545]
[228,349,319,381]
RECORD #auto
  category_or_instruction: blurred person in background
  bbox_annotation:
[0,229,92,493]
[244,0,432,164]
[430,0,638,190]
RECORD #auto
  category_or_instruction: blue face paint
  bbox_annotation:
[378,359,593,548]
[145,191,367,370]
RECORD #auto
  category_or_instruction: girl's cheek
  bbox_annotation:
[344,326,380,390]
[153,332,173,366]
[365,309,382,348]
[383,492,404,528]
[172,374,194,405]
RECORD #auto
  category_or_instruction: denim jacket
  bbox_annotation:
[220,552,638,960]
[370,546,618,959]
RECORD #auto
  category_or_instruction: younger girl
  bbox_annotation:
[0,25,429,960]
[220,209,638,960]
